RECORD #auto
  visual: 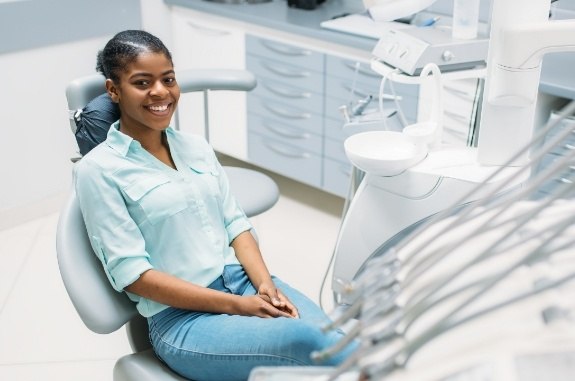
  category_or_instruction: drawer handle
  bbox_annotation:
[261,40,312,57]
[343,61,379,78]
[265,141,311,159]
[261,61,311,78]
[445,110,470,122]
[559,177,573,184]
[342,83,400,101]
[263,103,311,120]
[263,120,311,139]
[186,21,231,37]
[262,82,311,99]
[565,143,575,150]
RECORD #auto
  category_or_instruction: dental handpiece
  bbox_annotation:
[351,95,373,116]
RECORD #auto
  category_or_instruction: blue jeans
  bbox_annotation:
[148,265,357,381]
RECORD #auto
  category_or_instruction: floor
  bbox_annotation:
[0,158,347,381]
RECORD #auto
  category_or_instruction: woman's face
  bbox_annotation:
[107,52,180,135]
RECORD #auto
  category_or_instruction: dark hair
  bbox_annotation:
[96,30,173,83]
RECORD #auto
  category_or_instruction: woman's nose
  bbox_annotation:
[150,81,169,97]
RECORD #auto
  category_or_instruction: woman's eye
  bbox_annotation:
[164,77,176,86]
[134,80,149,87]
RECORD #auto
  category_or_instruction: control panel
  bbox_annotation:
[372,26,488,75]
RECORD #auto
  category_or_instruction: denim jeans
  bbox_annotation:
[148,264,357,381]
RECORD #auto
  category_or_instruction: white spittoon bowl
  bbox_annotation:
[344,131,426,176]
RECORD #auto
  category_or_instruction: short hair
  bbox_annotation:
[96,30,173,83]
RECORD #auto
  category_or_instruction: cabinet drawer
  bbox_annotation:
[326,75,396,104]
[248,113,322,152]
[247,54,324,91]
[323,158,353,198]
[536,174,575,199]
[324,135,347,162]
[545,116,575,144]
[536,153,575,176]
[326,55,419,97]
[247,35,324,71]
[251,77,323,113]
[548,141,575,157]
[248,133,322,187]
[248,94,323,132]
[324,117,346,140]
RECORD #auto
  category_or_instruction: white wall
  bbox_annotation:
[140,0,174,47]
[0,36,111,229]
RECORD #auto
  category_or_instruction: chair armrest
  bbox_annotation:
[177,69,257,93]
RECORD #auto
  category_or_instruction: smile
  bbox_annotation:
[146,104,170,112]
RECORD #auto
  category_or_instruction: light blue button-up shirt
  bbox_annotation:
[74,121,253,317]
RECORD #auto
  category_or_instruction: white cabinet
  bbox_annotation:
[171,7,248,159]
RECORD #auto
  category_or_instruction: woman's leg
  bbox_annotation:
[148,265,358,381]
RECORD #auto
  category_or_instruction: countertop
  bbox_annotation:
[164,0,377,51]
[165,0,575,100]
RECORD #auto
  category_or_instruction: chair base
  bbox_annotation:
[113,349,190,381]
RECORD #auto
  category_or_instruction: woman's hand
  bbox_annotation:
[257,282,300,319]
[235,295,294,318]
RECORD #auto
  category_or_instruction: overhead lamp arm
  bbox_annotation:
[364,0,438,22]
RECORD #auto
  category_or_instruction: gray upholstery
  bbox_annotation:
[57,69,280,381]
[114,349,189,381]
[56,190,137,334]
[56,189,184,380]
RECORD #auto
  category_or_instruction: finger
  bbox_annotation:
[285,303,299,319]
[261,287,283,307]
[277,291,299,318]
[258,292,280,308]
[263,304,293,319]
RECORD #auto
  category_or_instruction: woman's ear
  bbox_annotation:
[105,79,120,103]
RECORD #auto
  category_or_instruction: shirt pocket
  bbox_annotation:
[189,161,221,199]
[123,174,187,225]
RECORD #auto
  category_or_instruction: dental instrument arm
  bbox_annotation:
[395,100,575,272]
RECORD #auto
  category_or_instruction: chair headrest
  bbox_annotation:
[74,93,120,156]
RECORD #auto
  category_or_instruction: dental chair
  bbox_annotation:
[57,70,280,381]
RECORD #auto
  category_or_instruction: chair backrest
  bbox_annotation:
[56,188,138,334]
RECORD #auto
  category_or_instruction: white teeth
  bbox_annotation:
[148,104,168,112]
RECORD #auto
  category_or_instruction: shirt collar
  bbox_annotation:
[105,121,175,157]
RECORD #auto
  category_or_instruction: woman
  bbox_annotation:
[74,30,356,381]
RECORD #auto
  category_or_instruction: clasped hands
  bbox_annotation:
[242,281,300,319]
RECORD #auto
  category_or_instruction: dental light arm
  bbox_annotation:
[498,21,575,70]
[363,0,437,22]
[477,0,575,166]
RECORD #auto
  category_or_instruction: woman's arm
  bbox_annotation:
[125,269,294,318]
[232,231,299,318]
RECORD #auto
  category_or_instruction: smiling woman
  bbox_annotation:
[73,30,358,381]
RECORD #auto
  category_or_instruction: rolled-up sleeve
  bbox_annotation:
[74,160,153,292]
[210,154,253,244]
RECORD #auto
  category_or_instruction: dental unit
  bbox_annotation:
[333,0,575,304]
[249,0,575,380]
